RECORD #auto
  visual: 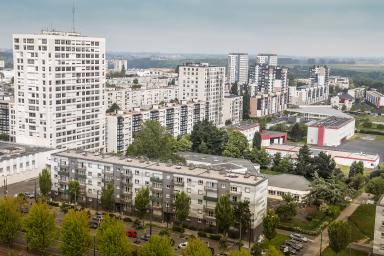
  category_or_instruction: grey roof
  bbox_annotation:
[0,142,53,161]
[266,173,311,191]
[179,152,260,174]
[287,105,352,118]
[339,93,354,101]
[309,116,353,128]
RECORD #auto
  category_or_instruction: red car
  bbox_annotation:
[126,230,137,238]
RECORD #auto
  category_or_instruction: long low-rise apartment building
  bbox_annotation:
[265,144,380,168]
[106,100,205,153]
[50,150,268,233]
[366,90,384,109]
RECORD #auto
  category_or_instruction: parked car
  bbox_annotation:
[126,230,137,238]
[178,242,188,249]
[290,233,308,242]
[280,245,296,255]
[140,234,151,241]
[89,221,98,229]
[285,240,302,251]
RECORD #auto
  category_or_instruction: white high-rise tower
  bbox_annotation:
[227,53,249,86]
[13,31,106,151]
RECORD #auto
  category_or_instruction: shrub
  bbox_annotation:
[159,229,170,236]
[197,231,207,238]
[172,225,185,233]
[209,234,221,240]
[123,217,132,222]
[48,201,59,207]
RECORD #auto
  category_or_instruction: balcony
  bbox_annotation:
[230,190,242,196]
[151,196,163,203]
[150,176,162,183]
[205,186,217,192]
[203,196,218,202]
[76,173,86,179]
[203,214,216,220]
[151,186,162,191]
[58,170,70,177]
[174,181,184,187]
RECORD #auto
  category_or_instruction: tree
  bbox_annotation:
[96,215,132,256]
[174,192,190,226]
[61,210,91,256]
[106,103,120,113]
[133,78,139,84]
[294,144,313,177]
[223,130,249,158]
[229,248,251,256]
[271,156,294,173]
[175,135,192,152]
[349,161,364,178]
[215,194,234,235]
[288,123,306,142]
[305,172,351,206]
[276,194,297,221]
[38,168,52,198]
[241,86,250,119]
[135,187,150,225]
[182,238,211,256]
[250,149,271,169]
[68,180,80,203]
[0,197,22,246]
[312,151,336,179]
[266,246,283,256]
[230,82,239,95]
[190,120,228,155]
[262,209,279,240]
[101,182,115,211]
[234,201,251,238]
[127,120,181,162]
[252,132,261,150]
[366,176,384,200]
[348,173,366,190]
[138,235,175,256]
[24,203,56,255]
[251,242,263,256]
[328,221,351,252]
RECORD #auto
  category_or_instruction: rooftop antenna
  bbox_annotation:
[72,0,76,32]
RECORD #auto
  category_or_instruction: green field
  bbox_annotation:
[348,204,376,241]
[328,64,384,72]
[323,247,368,256]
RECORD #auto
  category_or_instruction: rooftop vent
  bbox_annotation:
[175,166,182,169]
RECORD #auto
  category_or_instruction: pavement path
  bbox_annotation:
[302,193,371,256]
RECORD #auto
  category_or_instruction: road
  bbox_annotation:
[302,193,370,256]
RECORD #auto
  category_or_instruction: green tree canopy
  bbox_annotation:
[349,161,364,178]
[294,144,313,177]
[271,156,294,173]
[262,209,279,240]
[288,123,307,142]
[127,120,182,162]
[230,82,239,95]
[175,134,192,152]
[68,180,80,203]
[38,168,52,197]
[182,238,211,256]
[0,197,22,246]
[215,194,234,235]
[276,194,297,221]
[24,203,56,255]
[247,149,271,169]
[190,120,228,155]
[366,176,384,200]
[328,221,351,252]
[234,201,251,236]
[138,235,175,256]
[174,192,191,225]
[252,132,261,150]
[101,182,115,211]
[229,248,251,256]
[96,215,132,256]
[135,187,150,223]
[313,151,336,179]
[106,103,120,113]
[61,210,91,256]
[223,130,249,158]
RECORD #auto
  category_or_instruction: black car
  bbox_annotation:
[89,221,99,229]
[140,234,151,241]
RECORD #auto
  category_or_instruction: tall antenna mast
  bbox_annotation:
[72,0,76,32]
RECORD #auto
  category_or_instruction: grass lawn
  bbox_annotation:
[348,204,376,240]
[323,247,368,256]
[336,164,372,176]
[261,234,289,249]
[279,209,332,232]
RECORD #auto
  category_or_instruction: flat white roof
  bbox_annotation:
[287,105,352,118]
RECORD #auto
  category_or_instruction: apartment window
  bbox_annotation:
[198,199,203,205]
[198,190,203,195]
[165,194,170,199]
[145,181,149,185]
[198,210,202,214]
[187,178,192,183]
[221,184,226,188]
[245,187,250,193]
[187,188,191,193]
[197,218,202,223]
[198,180,203,185]
[135,170,139,175]
[135,179,139,184]
[230,186,238,192]
[166,184,170,189]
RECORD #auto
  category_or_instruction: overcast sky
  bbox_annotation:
[1,0,383,57]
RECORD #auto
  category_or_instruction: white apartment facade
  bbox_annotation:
[227,53,249,86]
[374,195,384,255]
[328,76,350,89]
[178,63,225,126]
[288,83,329,105]
[366,90,384,109]
[256,54,278,66]
[106,101,205,153]
[13,31,106,151]
[50,150,268,233]
[223,95,243,125]
[108,59,127,73]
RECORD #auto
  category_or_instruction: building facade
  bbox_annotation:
[106,101,205,153]
[13,31,106,151]
[50,150,268,233]
[366,90,384,109]
[328,76,350,89]
[256,54,277,66]
[289,83,329,105]
[108,59,128,73]
[223,95,243,125]
[227,53,249,86]
[178,63,225,126]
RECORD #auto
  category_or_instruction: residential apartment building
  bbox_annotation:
[106,101,205,153]
[0,97,12,138]
[310,65,329,87]
[50,150,268,233]
[256,54,277,66]
[223,94,243,125]
[107,59,127,73]
[328,76,350,89]
[106,86,177,110]
[227,53,249,86]
[366,90,384,109]
[347,87,366,100]
[13,31,106,151]
[374,195,384,255]
[288,83,329,105]
[178,63,225,126]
